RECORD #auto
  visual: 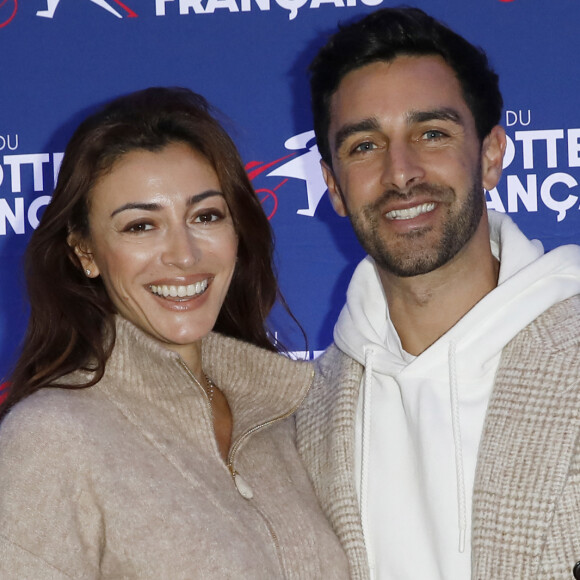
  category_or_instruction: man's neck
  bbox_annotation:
[379,222,500,356]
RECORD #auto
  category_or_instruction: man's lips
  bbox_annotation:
[385,202,436,220]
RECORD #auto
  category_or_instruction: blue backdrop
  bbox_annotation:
[1,0,579,375]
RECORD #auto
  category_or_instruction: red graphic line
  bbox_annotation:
[245,152,296,180]
[0,0,17,28]
[0,382,9,404]
[273,178,289,191]
[112,0,138,17]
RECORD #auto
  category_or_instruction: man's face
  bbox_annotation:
[323,55,505,277]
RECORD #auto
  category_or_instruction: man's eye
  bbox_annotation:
[423,130,446,140]
[353,141,377,153]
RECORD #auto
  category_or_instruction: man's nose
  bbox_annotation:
[380,142,425,192]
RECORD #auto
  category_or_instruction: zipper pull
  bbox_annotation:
[229,465,254,499]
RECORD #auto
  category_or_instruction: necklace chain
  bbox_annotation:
[191,371,215,404]
[205,374,215,403]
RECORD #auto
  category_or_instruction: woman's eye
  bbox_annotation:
[125,222,154,233]
[194,211,222,224]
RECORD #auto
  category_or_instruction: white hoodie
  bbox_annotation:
[333,211,580,580]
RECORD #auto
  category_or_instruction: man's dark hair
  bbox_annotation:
[310,7,503,165]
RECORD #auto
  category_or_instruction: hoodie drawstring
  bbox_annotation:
[448,340,467,553]
[360,347,376,579]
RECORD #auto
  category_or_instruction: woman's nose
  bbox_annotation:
[161,227,201,268]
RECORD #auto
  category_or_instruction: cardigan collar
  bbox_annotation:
[96,316,313,451]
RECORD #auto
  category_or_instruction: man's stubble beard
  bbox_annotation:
[347,176,485,278]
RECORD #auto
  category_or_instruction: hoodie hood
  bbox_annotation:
[334,210,580,579]
[334,210,580,376]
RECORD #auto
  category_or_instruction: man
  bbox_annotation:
[295,7,580,580]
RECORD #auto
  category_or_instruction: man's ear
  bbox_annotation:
[481,125,507,191]
[321,160,348,217]
[67,232,99,278]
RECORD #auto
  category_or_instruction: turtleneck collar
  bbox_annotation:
[93,316,313,449]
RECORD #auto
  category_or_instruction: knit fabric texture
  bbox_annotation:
[0,317,350,579]
[296,296,580,580]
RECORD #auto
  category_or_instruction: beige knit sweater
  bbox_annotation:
[0,317,349,579]
[296,296,580,580]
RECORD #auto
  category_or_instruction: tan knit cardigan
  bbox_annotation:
[296,296,580,580]
[0,317,349,579]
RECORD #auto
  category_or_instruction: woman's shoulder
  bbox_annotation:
[0,386,107,449]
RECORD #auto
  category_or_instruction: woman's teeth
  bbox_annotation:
[150,279,208,298]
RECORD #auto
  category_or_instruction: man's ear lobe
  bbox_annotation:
[321,160,348,217]
[481,125,507,191]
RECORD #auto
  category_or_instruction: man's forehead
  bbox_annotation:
[327,56,471,135]
[335,56,460,98]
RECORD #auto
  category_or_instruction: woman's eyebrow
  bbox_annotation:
[110,190,224,218]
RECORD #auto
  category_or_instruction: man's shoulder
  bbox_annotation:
[298,344,364,423]
[499,296,580,386]
[518,295,580,351]
[314,343,362,380]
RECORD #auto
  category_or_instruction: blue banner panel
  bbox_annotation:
[1,0,579,373]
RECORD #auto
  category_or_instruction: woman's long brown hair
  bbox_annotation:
[0,87,290,421]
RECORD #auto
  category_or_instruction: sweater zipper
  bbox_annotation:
[226,365,313,471]
[225,366,314,580]
[178,359,213,413]
[180,358,313,577]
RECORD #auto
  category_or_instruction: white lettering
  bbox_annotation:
[485,187,506,213]
[516,129,563,170]
[540,172,578,222]
[275,0,308,20]
[28,195,51,229]
[205,0,239,12]
[0,135,18,151]
[567,128,580,168]
[310,0,344,7]
[155,0,175,15]
[154,0,387,18]
[507,174,538,213]
[518,110,531,126]
[0,198,24,235]
[505,111,518,127]
[179,0,205,13]
[241,0,269,11]
[53,152,64,186]
[3,154,50,193]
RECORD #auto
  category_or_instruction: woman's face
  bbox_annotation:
[72,142,238,366]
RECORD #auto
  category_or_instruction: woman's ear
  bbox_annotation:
[67,232,99,278]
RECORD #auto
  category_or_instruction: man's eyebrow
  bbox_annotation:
[407,108,463,126]
[331,108,464,154]
[110,190,223,218]
[333,118,380,153]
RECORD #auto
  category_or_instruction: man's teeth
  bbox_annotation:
[150,279,208,298]
[386,202,436,220]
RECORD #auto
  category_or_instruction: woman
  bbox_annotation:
[0,88,349,579]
